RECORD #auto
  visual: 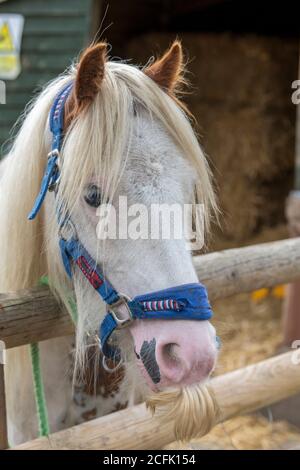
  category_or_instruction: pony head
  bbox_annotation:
[0,41,219,395]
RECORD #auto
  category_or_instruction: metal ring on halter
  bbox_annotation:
[58,216,78,241]
[47,149,60,159]
[102,354,123,373]
[47,149,61,192]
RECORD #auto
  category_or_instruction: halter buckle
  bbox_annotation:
[109,294,133,329]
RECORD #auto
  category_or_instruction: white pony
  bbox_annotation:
[0,41,218,445]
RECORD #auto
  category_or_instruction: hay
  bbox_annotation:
[211,223,288,251]
[194,104,295,182]
[213,170,263,241]
[127,32,298,109]
[212,292,283,374]
[195,104,294,241]
[165,415,300,450]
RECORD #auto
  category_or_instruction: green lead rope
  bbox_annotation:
[30,275,77,437]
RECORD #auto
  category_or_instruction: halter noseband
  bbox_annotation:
[28,83,214,364]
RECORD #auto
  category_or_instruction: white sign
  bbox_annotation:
[0,13,24,79]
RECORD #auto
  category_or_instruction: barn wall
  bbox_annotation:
[0,0,97,156]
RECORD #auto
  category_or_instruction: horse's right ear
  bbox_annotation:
[74,43,107,112]
[64,43,107,126]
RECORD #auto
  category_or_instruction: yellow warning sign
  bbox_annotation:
[0,14,24,80]
[0,22,14,51]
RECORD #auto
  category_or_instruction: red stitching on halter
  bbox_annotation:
[76,256,103,290]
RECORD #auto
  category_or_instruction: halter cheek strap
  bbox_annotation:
[59,237,120,305]
[28,83,73,220]
[28,83,214,362]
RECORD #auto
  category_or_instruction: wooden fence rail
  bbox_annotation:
[1,237,300,349]
[13,350,300,450]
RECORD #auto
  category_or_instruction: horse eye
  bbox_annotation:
[84,184,102,208]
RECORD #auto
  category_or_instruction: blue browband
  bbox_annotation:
[28,83,214,363]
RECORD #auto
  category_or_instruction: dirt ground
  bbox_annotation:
[166,290,300,450]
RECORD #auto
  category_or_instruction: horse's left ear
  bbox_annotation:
[144,40,184,93]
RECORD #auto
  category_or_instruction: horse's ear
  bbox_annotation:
[144,40,184,93]
[74,42,107,111]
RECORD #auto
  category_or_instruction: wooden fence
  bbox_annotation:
[1,237,300,449]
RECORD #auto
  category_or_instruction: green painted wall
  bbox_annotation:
[0,0,96,156]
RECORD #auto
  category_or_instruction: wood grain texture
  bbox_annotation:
[0,287,74,349]
[1,238,300,349]
[195,237,300,299]
[12,351,300,450]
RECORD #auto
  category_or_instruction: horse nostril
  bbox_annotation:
[159,342,185,382]
[162,342,180,363]
[156,338,217,387]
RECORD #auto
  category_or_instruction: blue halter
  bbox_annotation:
[28,83,214,363]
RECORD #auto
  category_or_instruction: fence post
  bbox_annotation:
[0,364,8,449]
